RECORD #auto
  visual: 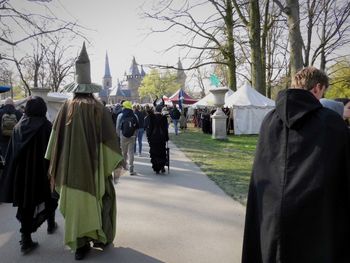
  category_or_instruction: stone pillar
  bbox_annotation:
[30,87,51,102]
[210,87,228,140]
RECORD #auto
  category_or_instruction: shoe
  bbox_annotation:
[161,167,166,173]
[75,243,91,260]
[155,170,160,175]
[92,241,109,249]
[47,222,58,234]
[138,153,142,157]
[129,171,137,176]
[20,234,39,255]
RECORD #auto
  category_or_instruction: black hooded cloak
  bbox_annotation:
[0,97,55,230]
[146,112,169,172]
[242,89,350,263]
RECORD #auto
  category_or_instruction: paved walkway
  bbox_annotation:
[0,137,245,263]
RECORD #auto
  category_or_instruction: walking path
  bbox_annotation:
[0,138,245,263]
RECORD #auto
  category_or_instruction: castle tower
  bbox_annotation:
[100,52,112,103]
[126,56,142,102]
[176,58,187,89]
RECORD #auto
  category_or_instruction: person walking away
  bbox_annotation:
[179,107,187,130]
[133,104,145,156]
[242,67,350,263]
[0,98,22,159]
[116,100,139,175]
[45,43,123,260]
[0,96,58,255]
[146,98,169,174]
[170,106,181,135]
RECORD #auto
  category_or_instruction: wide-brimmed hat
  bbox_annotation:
[62,42,102,93]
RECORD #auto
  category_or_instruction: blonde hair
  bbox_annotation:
[292,67,329,91]
[66,93,102,125]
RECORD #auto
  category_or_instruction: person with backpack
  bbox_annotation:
[170,106,181,135]
[0,98,22,159]
[116,100,139,175]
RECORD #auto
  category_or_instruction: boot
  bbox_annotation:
[47,213,58,234]
[20,233,38,255]
[75,243,91,260]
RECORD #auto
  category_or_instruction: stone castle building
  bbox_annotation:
[104,55,186,105]
[107,56,146,104]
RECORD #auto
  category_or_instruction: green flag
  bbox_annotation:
[209,74,220,87]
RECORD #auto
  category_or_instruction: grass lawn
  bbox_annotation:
[170,126,258,205]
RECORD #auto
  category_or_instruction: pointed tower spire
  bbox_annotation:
[140,65,146,77]
[176,57,186,88]
[128,56,140,76]
[104,51,111,78]
[177,57,183,70]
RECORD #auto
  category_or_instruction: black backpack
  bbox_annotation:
[121,115,138,138]
[1,112,17,136]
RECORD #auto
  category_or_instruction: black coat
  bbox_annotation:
[242,89,350,263]
[146,113,169,172]
[0,115,52,208]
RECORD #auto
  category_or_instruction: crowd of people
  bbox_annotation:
[0,42,349,263]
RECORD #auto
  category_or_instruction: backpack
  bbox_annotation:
[121,115,138,138]
[1,113,17,136]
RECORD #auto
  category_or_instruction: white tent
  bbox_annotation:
[191,88,234,108]
[224,84,275,135]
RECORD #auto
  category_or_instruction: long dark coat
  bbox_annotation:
[0,115,52,208]
[146,112,169,172]
[242,89,350,263]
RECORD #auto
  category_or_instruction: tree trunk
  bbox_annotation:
[249,0,265,95]
[261,0,271,97]
[319,1,328,71]
[225,0,237,91]
[286,0,304,77]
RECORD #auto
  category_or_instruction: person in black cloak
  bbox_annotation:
[146,98,169,174]
[242,66,350,263]
[0,96,58,255]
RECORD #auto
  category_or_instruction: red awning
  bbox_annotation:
[168,89,198,105]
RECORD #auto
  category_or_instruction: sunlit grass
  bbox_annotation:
[170,126,258,205]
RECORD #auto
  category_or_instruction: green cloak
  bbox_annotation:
[45,99,122,251]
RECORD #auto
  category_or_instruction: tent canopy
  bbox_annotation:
[0,85,11,93]
[224,84,275,135]
[224,83,275,108]
[168,89,198,104]
[192,88,234,108]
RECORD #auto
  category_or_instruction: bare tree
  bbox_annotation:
[273,0,304,77]
[305,0,350,71]
[142,0,239,91]
[0,0,81,47]
[45,34,76,92]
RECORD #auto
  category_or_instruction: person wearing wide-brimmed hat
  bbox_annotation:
[45,43,123,260]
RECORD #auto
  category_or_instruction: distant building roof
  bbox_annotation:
[140,65,146,77]
[128,56,140,76]
[110,81,131,98]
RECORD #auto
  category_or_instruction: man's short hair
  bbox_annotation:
[292,67,329,91]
